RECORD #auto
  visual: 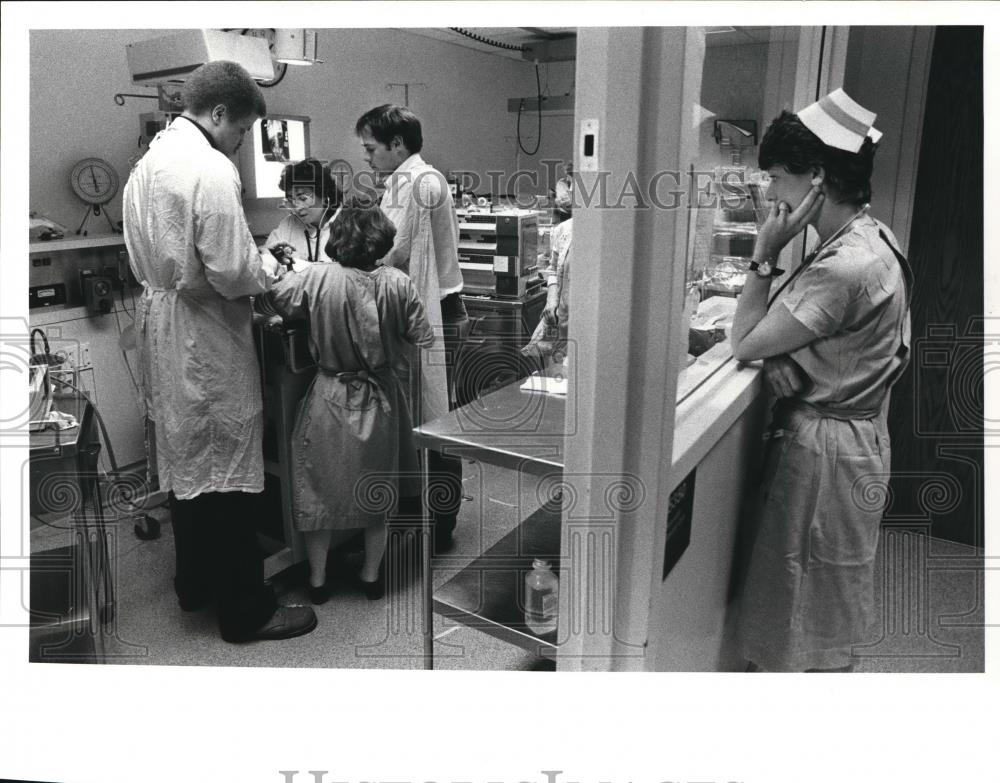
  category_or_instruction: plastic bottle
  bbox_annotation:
[524,558,559,635]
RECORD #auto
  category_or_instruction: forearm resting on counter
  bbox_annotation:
[731,277,816,363]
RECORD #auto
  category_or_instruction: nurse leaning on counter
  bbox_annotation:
[730,89,913,672]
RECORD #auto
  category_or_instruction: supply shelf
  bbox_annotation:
[432,502,562,660]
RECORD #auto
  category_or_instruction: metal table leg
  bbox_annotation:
[422,447,434,669]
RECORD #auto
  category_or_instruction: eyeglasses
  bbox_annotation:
[281,192,318,209]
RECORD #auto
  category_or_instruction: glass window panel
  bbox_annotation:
[677,26,804,402]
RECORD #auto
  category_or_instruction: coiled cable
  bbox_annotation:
[517,63,543,156]
[448,28,542,155]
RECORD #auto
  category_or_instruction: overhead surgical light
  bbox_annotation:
[126,30,275,85]
[274,29,322,65]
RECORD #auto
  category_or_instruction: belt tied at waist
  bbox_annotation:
[318,366,389,382]
[778,398,881,421]
[136,282,230,329]
[764,398,882,441]
[139,282,219,296]
[318,366,393,413]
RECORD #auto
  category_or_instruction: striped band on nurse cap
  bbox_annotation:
[797,88,883,153]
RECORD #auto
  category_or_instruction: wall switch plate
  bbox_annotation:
[579,118,600,172]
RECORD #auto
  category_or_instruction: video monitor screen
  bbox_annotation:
[243,116,309,200]
[262,119,291,163]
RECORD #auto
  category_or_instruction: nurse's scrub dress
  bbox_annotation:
[739,215,913,672]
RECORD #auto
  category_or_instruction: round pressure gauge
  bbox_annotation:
[70,158,119,206]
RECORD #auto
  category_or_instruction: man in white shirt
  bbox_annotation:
[356,104,467,552]
[124,61,317,642]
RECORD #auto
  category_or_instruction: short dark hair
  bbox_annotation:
[326,192,396,269]
[182,60,267,120]
[355,104,423,153]
[759,110,877,205]
[278,159,341,207]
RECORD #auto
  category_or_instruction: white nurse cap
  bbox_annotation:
[797,88,883,153]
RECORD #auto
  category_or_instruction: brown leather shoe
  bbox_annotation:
[225,605,317,643]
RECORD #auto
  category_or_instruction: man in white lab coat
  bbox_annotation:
[123,61,317,643]
[356,104,467,552]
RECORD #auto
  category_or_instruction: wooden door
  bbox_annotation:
[886,27,984,548]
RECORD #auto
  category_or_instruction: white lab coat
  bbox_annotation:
[123,118,271,500]
[379,154,460,425]
[264,210,337,269]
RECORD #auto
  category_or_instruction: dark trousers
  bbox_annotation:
[426,293,469,535]
[170,491,277,639]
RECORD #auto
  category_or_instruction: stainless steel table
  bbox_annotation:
[413,377,568,668]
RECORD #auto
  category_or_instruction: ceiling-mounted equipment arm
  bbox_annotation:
[115,85,183,111]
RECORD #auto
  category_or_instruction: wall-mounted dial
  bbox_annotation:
[70,158,119,206]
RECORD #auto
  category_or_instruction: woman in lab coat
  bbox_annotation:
[731,89,913,672]
[265,158,342,270]
[257,194,435,603]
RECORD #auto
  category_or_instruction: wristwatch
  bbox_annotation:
[749,259,785,278]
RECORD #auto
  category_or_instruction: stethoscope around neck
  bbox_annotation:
[767,204,870,309]
[291,204,342,263]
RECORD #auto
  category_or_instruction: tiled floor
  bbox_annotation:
[31,460,552,670]
[29,461,985,672]
[853,532,985,672]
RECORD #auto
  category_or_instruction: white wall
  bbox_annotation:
[29,29,168,231]
[701,41,768,161]
[27,28,577,467]
[29,28,576,237]
[647,393,765,671]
